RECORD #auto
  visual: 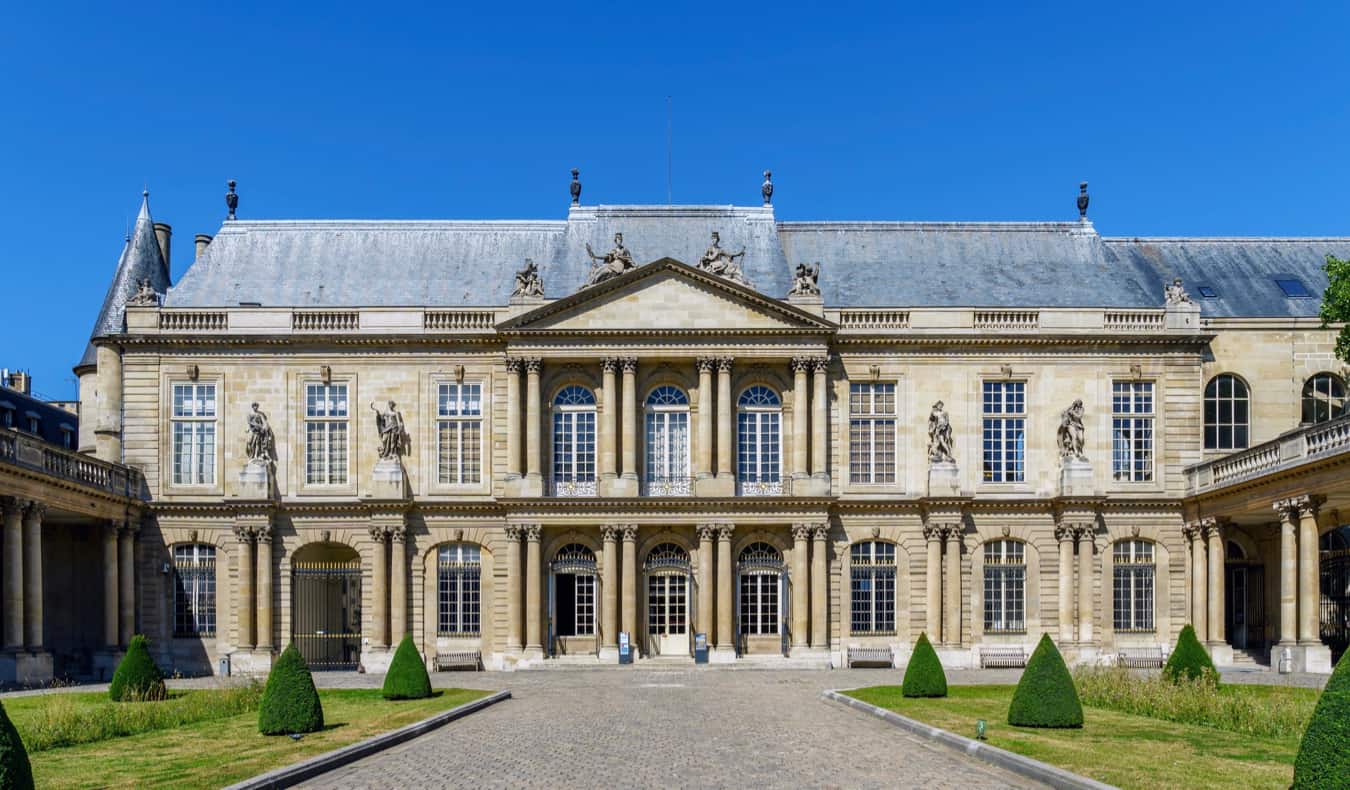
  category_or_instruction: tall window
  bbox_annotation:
[1204,374,1250,450]
[983,540,1025,633]
[849,383,896,484]
[437,543,481,636]
[437,383,482,484]
[172,544,216,637]
[552,544,596,637]
[1302,373,1347,425]
[171,383,216,485]
[304,383,349,485]
[1113,539,1155,632]
[738,542,783,636]
[737,386,781,494]
[1112,381,1154,482]
[645,386,690,494]
[850,541,896,635]
[552,386,596,495]
[982,381,1026,482]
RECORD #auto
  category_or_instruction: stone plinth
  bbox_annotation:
[1271,643,1332,674]
[1058,459,1094,497]
[695,476,735,497]
[360,646,394,674]
[602,477,638,497]
[1206,642,1234,667]
[927,462,960,497]
[786,293,824,316]
[0,650,53,685]
[370,458,407,500]
[1165,302,1201,331]
[237,460,271,500]
[228,649,276,675]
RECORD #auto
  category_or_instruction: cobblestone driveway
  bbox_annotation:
[307,668,1045,789]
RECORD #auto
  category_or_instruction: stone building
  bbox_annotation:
[4,179,1347,682]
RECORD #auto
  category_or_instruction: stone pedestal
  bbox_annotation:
[1058,459,1094,497]
[786,293,825,316]
[1165,301,1201,331]
[370,458,407,500]
[228,649,276,676]
[1206,642,1234,667]
[237,460,271,500]
[360,646,394,674]
[0,650,53,685]
[932,646,973,670]
[710,646,737,664]
[1271,643,1332,674]
[695,476,735,497]
[927,462,960,497]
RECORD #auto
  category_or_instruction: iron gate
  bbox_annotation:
[292,561,362,670]
[1322,548,1350,663]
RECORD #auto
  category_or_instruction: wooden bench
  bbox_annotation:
[979,645,1028,669]
[433,650,482,671]
[846,646,894,668]
[1116,646,1166,669]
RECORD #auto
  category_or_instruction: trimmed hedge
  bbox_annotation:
[382,635,433,700]
[1293,648,1350,789]
[0,700,33,790]
[1163,624,1218,684]
[258,643,324,735]
[1008,634,1083,728]
[902,632,947,698]
[108,635,166,702]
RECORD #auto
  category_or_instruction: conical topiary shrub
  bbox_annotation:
[902,632,948,698]
[258,643,324,735]
[382,634,433,700]
[1162,624,1218,684]
[1008,634,1083,728]
[1293,648,1350,788]
[0,700,33,790]
[109,634,166,702]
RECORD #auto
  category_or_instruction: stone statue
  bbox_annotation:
[697,232,748,284]
[927,401,955,464]
[1077,181,1090,220]
[371,401,408,460]
[1058,399,1087,462]
[570,168,582,205]
[762,170,773,206]
[788,261,821,297]
[1165,277,1192,306]
[128,278,158,307]
[512,258,545,298]
[583,233,637,287]
[245,402,275,464]
[225,179,238,221]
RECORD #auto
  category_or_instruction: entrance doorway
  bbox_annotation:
[645,543,691,656]
[291,543,362,670]
[1321,527,1350,663]
[737,542,786,656]
[1224,540,1265,653]
[549,544,597,655]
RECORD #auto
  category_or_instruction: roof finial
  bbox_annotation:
[225,179,238,221]
[570,168,581,206]
[762,170,773,206]
[1077,181,1089,221]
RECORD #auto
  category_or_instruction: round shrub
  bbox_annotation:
[1008,634,1083,728]
[1293,648,1350,788]
[0,700,33,790]
[382,634,433,700]
[1163,624,1218,684]
[902,632,948,698]
[109,634,166,702]
[258,643,324,735]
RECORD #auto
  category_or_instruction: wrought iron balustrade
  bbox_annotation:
[642,476,695,496]
[547,477,598,497]
[736,477,790,496]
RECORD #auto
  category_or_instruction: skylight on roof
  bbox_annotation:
[1275,278,1312,298]
[1197,286,1218,298]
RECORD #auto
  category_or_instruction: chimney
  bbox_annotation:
[5,371,31,395]
[154,222,172,271]
[194,234,213,260]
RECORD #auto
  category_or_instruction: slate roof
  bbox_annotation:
[0,383,78,447]
[78,193,170,369]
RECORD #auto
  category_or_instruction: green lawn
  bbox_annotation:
[844,685,1303,790]
[9,688,490,789]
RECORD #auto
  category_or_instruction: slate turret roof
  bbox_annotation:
[78,192,170,370]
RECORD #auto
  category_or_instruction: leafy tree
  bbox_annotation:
[109,634,166,702]
[258,643,324,735]
[1163,624,1218,684]
[1008,634,1083,728]
[1293,648,1350,788]
[1321,254,1350,363]
[382,634,433,700]
[902,632,948,698]
[0,700,33,790]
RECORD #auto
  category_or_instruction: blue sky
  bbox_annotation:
[2,2,1348,400]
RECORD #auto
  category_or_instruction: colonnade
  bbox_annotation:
[922,519,966,645]
[0,497,49,653]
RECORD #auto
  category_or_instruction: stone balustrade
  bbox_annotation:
[1187,414,1350,495]
[0,427,143,500]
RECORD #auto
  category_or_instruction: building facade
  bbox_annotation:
[18,182,1347,680]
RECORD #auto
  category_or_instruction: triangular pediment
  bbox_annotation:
[499,258,834,333]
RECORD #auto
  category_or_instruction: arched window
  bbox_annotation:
[983,540,1025,634]
[172,544,216,637]
[737,386,782,495]
[645,386,690,495]
[1302,373,1347,425]
[1204,374,1250,450]
[850,541,896,635]
[1113,539,1155,633]
[551,544,596,637]
[738,542,783,636]
[645,543,691,642]
[437,544,481,636]
[552,386,597,495]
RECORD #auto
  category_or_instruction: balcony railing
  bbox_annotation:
[548,477,598,497]
[642,476,695,497]
[1186,415,1350,495]
[737,477,789,496]
[0,427,144,500]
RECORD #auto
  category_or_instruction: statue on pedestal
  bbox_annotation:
[1057,399,1087,462]
[583,233,637,287]
[245,403,275,465]
[788,262,821,297]
[371,401,408,460]
[927,401,955,464]
[512,258,545,298]
[1165,277,1192,306]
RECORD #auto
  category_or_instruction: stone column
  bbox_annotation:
[1295,496,1323,644]
[1204,518,1225,644]
[525,524,543,651]
[255,524,274,651]
[696,359,715,479]
[810,523,828,648]
[505,358,522,479]
[924,523,942,642]
[390,526,408,645]
[0,498,23,650]
[790,358,810,480]
[601,358,619,482]
[697,525,715,636]
[118,525,136,646]
[368,527,389,649]
[1275,501,1297,645]
[524,358,542,484]
[1055,524,1075,643]
[944,526,962,645]
[810,358,828,481]
[504,526,524,651]
[1076,525,1094,644]
[791,524,811,648]
[716,358,733,479]
[620,359,638,483]
[21,503,44,648]
[601,526,619,650]
[621,525,638,644]
[102,521,119,649]
[1187,523,1207,638]
[716,524,735,650]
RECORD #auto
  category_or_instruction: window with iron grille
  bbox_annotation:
[437,543,481,636]
[1113,539,1155,632]
[646,387,690,485]
[983,540,1025,633]
[982,382,1025,482]
[849,383,896,483]
[552,386,596,485]
[1204,374,1250,450]
[171,383,216,485]
[304,383,349,485]
[850,541,896,634]
[437,383,483,484]
[1112,381,1154,482]
[173,543,216,637]
[738,542,782,635]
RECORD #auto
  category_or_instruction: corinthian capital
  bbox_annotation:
[601,357,620,374]
[790,357,813,374]
[523,357,543,375]
[792,523,813,541]
[505,357,523,374]
[504,525,524,541]
[620,357,638,375]
[234,524,256,544]
[697,357,717,374]
[600,525,620,542]
[368,525,388,544]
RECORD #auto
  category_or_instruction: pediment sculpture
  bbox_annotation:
[583,233,638,288]
[1057,399,1087,462]
[788,261,821,297]
[697,232,750,285]
[927,401,955,464]
[512,258,545,298]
